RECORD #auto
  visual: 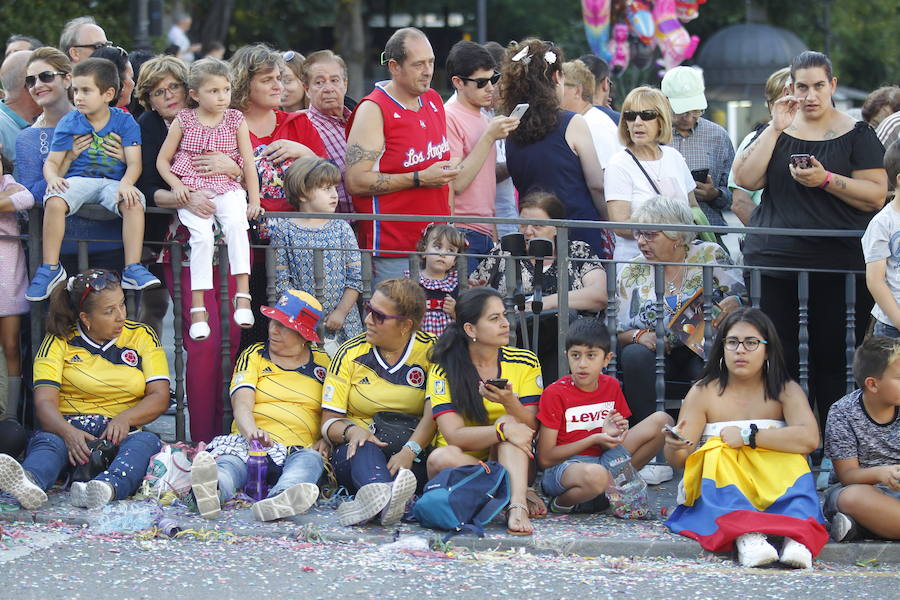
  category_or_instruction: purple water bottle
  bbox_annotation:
[245,441,269,501]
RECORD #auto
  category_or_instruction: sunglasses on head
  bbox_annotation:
[25,71,67,88]
[71,270,120,311]
[363,301,406,325]
[623,109,660,122]
[459,72,501,89]
[73,41,113,50]
[283,50,299,62]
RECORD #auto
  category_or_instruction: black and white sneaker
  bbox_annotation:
[830,511,860,542]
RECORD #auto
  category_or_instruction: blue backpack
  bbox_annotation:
[412,461,510,539]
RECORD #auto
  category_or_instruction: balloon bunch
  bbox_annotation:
[581,0,705,75]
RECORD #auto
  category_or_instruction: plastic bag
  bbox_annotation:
[93,501,162,533]
[601,446,652,519]
[143,443,197,498]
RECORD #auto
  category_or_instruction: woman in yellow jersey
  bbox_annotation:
[321,278,436,527]
[189,290,330,522]
[426,287,546,535]
[0,270,169,510]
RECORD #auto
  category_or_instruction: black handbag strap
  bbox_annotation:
[625,148,662,195]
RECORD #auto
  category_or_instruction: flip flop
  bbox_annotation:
[505,502,533,536]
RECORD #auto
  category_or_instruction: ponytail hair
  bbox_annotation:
[431,287,504,424]
[46,268,121,338]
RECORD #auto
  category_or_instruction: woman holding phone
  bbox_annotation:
[733,51,886,435]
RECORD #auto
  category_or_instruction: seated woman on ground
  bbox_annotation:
[664,307,827,569]
[0,269,168,509]
[190,290,330,522]
[426,287,547,536]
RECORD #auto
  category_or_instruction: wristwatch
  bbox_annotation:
[740,426,751,447]
[404,440,422,462]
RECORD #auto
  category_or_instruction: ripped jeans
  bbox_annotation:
[22,414,161,500]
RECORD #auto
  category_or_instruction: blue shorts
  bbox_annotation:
[541,454,607,497]
[823,482,900,520]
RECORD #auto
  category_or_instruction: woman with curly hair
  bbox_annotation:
[500,39,612,259]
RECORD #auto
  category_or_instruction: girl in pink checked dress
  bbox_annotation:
[157,57,262,341]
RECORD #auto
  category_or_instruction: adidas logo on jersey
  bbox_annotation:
[262,367,273,374]
[71,355,82,363]
[359,377,371,385]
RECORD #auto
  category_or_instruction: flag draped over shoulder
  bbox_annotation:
[665,438,828,554]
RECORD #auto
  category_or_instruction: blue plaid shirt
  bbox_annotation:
[670,117,735,226]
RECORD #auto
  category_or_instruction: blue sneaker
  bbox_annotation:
[25,264,67,301]
[121,263,161,290]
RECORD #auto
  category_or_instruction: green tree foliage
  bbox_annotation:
[0,0,134,51]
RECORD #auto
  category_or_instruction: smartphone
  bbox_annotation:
[509,103,529,120]
[664,424,691,444]
[790,153,812,169]
[690,168,709,183]
[485,378,509,389]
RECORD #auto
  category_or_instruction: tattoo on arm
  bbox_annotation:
[739,139,758,162]
[368,172,391,193]
[346,144,382,168]
[833,176,847,190]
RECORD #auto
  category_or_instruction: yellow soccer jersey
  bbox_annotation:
[229,342,330,448]
[429,346,543,457]
[322,331,435,427]
[33,321,170,418]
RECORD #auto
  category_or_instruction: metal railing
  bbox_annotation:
[13,206,867,441]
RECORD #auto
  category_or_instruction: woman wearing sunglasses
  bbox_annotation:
[604,86,697,262]
[320,278,436,527]
[0,269,169,510]
[615,196,744,484]
[664,308,825,569]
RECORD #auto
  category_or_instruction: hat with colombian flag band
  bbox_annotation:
[260,290,323,342]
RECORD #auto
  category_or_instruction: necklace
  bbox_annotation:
[663,266,686,314]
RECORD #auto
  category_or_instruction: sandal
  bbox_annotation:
[505,502,533,536]
[233,293,254,328]
[189,307,210,340]
[526,488,547,518]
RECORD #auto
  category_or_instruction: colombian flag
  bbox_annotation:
[665,438,828,554]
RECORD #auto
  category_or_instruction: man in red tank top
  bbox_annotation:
[345,27,460,283]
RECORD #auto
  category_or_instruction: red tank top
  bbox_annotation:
[347,84,451,256]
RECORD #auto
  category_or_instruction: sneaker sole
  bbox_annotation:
[830,512,855,542]
[337,483,391,526]
[84,480,113,509]
[380,468,417,526]
[191,452,221,519]
[70,481,88,507]
[252,483,319,522]
[0,454,47,509]
[24,267,67,302]
[121,276,162,291]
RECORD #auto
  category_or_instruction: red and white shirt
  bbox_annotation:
[347,83,451,256]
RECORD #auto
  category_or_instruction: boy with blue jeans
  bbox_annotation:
[862,140,900,338]
[26,57,158,301]
[537,318,671,512]
[823,336,900,541]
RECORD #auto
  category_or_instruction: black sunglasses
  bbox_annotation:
[73,41,113,50]
[24,71,67,88]
[363,301,406,325]
[458,72,500,89]
[623,109,660,122]
[73,270,120,310]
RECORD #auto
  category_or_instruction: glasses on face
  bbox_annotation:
[723,337,768,352]
[623,109,660,122]
[73,41,113,51]
[459,72,501,89]
[151,81,185,99]
[73,270,120,311]
[634,230,662,241]
[24,71,67,88]
[363,301,406,325]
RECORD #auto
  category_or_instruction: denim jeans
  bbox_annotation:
[22,415,161,500]
[462,229,495,276]
[873,319,900,338]
[331,441,428,494]
[215,448,324,502]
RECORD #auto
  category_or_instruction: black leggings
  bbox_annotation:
[758,273,872,431]
[619,343,704,426]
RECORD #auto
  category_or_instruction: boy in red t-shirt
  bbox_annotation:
[537,318,672,513]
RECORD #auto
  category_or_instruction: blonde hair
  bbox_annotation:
[765,67,791,109]
[561,60,595,104]
[229,44,284,111]
[283,157,341,209]
[375,278,426,330]
[27,46,72,75]
[617,86,674,147]
[135,55,189,111]
[630,195,696,246]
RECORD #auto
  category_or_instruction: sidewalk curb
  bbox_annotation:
[3,509,897,564]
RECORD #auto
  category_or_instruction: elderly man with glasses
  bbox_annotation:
[662,67,735,227]
[59,16,111,64]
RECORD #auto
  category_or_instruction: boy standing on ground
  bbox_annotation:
[26,57,158,301]
[823,336,900,541]
[862,141,900,337]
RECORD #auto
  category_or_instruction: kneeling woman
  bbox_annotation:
[0,270,168,509]
[426,287,546,535]
[664,308,827,568]
[191,290,330,521]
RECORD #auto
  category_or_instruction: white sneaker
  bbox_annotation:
[736,532,779,568]
[190,451,221,519]
[0,454,47,509]
[380,468,416,526]
[830,511,860,542]
[336,482,391,526]
[72,480,113,509]
[252,482,319,522]
[779,537,812,569]
[638,464,674,485]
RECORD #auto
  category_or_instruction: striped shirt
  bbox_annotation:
[307,104,353,215]
[669,117,735,226]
